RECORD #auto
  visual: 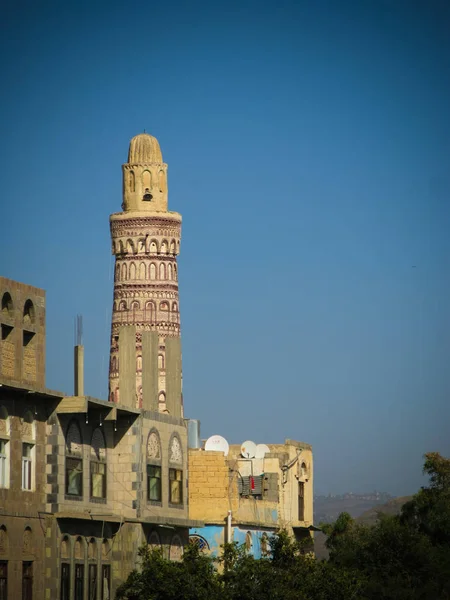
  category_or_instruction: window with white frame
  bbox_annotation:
[22,443,33,491]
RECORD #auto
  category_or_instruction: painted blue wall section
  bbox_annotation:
[190,526,272,559]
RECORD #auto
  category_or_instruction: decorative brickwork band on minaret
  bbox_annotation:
[109,133,182,414]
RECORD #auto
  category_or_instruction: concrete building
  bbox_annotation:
[188,440,315,558]
[0,133,202,600]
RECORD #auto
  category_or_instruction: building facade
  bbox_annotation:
[0,133,201,600]
[188,441,314,558]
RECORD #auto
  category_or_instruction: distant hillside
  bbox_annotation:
[314,492,394,524]
[313,493,410,561]
[356,495,412,526]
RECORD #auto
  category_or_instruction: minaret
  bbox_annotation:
[109,133,182,413]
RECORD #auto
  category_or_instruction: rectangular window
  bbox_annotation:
[66,457,83,496]
[22,444,33,491]
[169,468,183,504]
[90,462,106,499]
[22,562,33,600]
[88,564,97,600]
[74,564,84,600]
[147,465,162,502]
[0,441,7,488]
[101,565,110,600]
[60,564,70,600]
[298,481,305,521]
[0,561,7,600]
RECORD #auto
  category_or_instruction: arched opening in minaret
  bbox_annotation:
[158,170,165,193]
[129,262,136,280]
[139,262,146,280]
[145,301,155,323]
[173,264,178,280]
[149,263,156,280]
[150,240,158,254]
[170,240,176,254]
[129,171,135,192]
[143,170,152,190]
[158,354,165,369]
[121,264,127,281]
[161,240,168,254]
[168,263,172,280]
[159,263,166,280]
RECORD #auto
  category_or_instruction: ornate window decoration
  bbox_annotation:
[21,411,35,440]
[189,535,209,552]
[169,435,183,505]
[169,435,182,464]
[147,430,162,503]
[148,531,161,549]
[90,428,106,500]
[23,527,32,555]
[65,421,83,497]
[169,535,183,561]
[0,526,8,555]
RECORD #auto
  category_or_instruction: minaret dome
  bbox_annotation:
[128,133,163,164]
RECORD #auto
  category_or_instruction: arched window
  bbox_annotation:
[170,240,176,254]
[121,263,127,281]
[119,300,127,311]
[1,293,13,316]
[169,435,183,505]
[61,536,70,599]
[126,239,135,254]
[159,263,166,280]
[158,354,164,369]
[149,240,158,254]
[23,527,33,555]
[158,392,166,406]
[21,411,35,440]
[145,301,155,323]
[88,538,97,599]
[74,537,84,600]
[159,171,166,193]
[160,301,169,315]
[189,535,209,552]
[169,535,183,561]
[139,262,146,280]
[66,421,83,497]
[143,170,152,190]
[148,531,161,549]
[137,355,142,371]
[129,170,135,192]
[161,240,168,254]
[173,264,178,281]
[149,263,156,280]
[0,526,9,555]
[245,532,253,552]
[23,300,35,325]
[115,264,120,281]
[90,428,106,499]
[129,262,136,280]
[168,263,173,280]
[147,430,162,503]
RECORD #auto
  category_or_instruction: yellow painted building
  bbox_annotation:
[188,440,314,557]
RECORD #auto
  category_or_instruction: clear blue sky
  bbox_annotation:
[1,0,449,496]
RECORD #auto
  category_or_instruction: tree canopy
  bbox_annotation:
[116,452,450,600]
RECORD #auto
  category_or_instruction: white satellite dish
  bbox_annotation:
[255,443,270,458]
[205,435,229,456]
[241,440,257,459]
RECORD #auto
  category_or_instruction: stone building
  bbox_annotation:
[0,132,201,600]
[188,440,315,558]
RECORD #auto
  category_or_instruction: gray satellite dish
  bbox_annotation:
[241,440,257,459]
